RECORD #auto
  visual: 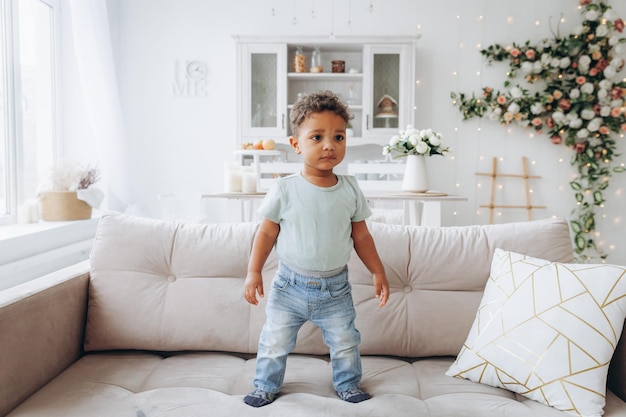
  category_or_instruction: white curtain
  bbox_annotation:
[67,0,139,214]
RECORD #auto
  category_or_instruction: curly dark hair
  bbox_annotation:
[289,90,353,136]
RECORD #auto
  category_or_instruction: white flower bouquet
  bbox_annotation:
[383,126,450,157]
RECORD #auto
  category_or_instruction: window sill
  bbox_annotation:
[0,216,100,290]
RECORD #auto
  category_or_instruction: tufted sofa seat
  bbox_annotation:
[1,212,625,417]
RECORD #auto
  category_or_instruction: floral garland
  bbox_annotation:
[451,0,626,261]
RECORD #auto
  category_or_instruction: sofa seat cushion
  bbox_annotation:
[7,353,626,417]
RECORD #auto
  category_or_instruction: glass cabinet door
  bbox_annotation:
[372,53,400,130]
[240,44,286,140]
[363,44,414,138]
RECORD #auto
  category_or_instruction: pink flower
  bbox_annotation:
[596,58,609,71]
[589,68,599,77]
[497,95,507,105]
[558,99,571,111]
[611,86,623,99]
[510,48,521,58]
[551,135,562,144]
[525,50,536,60]
[600,126,610,135]
[573,143,587,153]
[532,117,542,126]
[616,18,625,33]
[546,117,555,128]
[621,123,626,131]
[611,107,622,117]
[580,0,591,5]
[594,104,601,115]
[576,76,586,85]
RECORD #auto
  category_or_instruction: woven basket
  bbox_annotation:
[39,191,92,221]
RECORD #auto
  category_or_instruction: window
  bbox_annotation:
[1,0,59,225]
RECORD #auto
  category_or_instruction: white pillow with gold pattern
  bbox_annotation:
[446,248,626,417]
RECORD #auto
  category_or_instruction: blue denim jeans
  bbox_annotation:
[253,261,362,394]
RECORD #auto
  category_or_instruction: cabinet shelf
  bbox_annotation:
[234,150,282,157]
[287,72,363,81]
[287,104,363,111]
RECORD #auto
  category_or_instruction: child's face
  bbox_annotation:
[290,111,347,175]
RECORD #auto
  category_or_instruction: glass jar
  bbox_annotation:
[293,46,306,73]
[310,46,322,73]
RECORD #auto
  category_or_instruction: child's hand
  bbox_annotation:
[373,272,389,307]
[244,272,264,305]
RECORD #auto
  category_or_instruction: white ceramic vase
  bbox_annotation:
[402,154,429,193]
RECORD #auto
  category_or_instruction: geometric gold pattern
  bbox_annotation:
[446,249,626,417]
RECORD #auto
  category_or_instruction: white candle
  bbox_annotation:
[224,161,242,192]
[241,166,257,193]
[27,200,40,222]
[17,204,30,224]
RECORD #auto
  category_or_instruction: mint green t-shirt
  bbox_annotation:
[258,173,372,272]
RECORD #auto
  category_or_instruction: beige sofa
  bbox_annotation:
[1,212,625,417]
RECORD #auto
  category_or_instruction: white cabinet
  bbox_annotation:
[234,36,418,146]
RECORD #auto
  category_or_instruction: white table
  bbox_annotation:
[202,191,467,227]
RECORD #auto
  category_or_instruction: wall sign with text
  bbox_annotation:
[173,60,208,97]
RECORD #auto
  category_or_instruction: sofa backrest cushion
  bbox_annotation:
[85,212,573,357]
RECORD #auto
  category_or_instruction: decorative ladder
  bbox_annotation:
[476,156,546,224]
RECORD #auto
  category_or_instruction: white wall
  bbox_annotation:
[90,0,625,264]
